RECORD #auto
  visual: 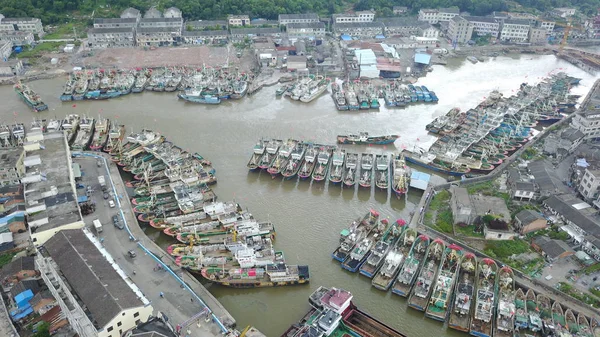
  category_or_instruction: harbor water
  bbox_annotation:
[2,54,597,336]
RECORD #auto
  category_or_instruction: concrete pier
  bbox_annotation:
[76,152,237,335]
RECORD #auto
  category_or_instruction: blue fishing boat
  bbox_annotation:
[429,91,439,103]
[407,85,418,102]
[178,90,221,104]
[421,86,432,102]
[414,86,424,101]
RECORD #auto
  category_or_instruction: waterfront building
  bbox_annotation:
[506,12,538,26]
[418,8,459,24]
[448,16,473,44]
[181,30,228,45]
[23,133,84,246]
[532,236,574,262]
[333,22,384,38]
[120,7,142,21]
[0,59,23,77]
[579,168,600,201]
[527,160,562,199]
[0,15,44,36]
[278,13,319,26]
[0,147,24,186]
[37,228,153,337]
[0,256,37,292]
[499,19,530,42]
[229,27,280,42]
[543,194,600,245]
[286,22,326,38]
[332,10,375,24]
[88,27,136,48]
[529,27,547,44]
[136,27,177,47]
[537,19,555,34]
[0,31,34,46]
[450,186,472,225]
[93,18,138,29]
[164,7,182,18]
[377,18,423,37]
[572,109,600,140]
[138,17,183,34]
[464,16,500,38]
[228,15,250,27]
[422,25,439,38]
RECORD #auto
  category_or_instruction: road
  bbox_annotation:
[72,153,236,336]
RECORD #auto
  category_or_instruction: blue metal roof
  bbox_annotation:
[375,35,385,39]
[77,195,88,203]
[414,53,431,65]
[340,34,352,41]
[410,171,431,191]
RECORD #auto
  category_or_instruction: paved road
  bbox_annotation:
[73,154,235,336]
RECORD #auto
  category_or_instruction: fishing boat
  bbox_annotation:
[132,69,149,93]
[372,227,417,291]
[10,124,25,146]
[337,132,399,145]
[328,149,345,184]
[552,302,568,337]
[358,153,374,188]
[331,210,379,262]
[391,154,409,196]
[342,152,359,187]
[494,266,515,337]
[469,258,498,337]
[593,318,600,337]
[298,145,318,180]
[258,139,282,170]
[514,289,529,333]
[178,89,221,104]
[332,83,348,110]
[200,264,309,288]
[538,294,554,335]
[392,234,430,297]
[71,116,95,151]
[275,85,287,97]
[267,139,298,177]
[72,74,89,101]
[467,56,479,64]
[89,117,109,151]
[60,80,75,101]
[359,219,405,278]
[425,244,463,321]
[62,114,80,144]
[402,149,470,177]
[375,154,390,190]
[421,86,433,102]
[408,238,445,311]
[247,139,267,171]
[448,253,477,332]
[282,142,306,179]
[14,81,48,112]
[577,313,593,337]
[342,218,390,273]
[312,146,333,182]
[565,309,579,337]
[299,77,329,103]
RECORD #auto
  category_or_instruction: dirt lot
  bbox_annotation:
[80,45,256,72]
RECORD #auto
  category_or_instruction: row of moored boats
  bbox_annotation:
[247,138,411,195]
[331,210,598,337]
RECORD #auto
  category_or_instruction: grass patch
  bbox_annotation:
[44,21,89,40]
[16,42,63,59]
[484,239,530,259]
[581,263,600,275]
[454,224,484,238]
[434,209,453,234]
[466,181,510,205]
[0,252,17,268]
[548,230,569,240]
[429,190,450,211]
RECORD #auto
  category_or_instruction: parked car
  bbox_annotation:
[128,250,136,258]
[109,200,115,208]
[103,192,109,200]
[112,215,119,224]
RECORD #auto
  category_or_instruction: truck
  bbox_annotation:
[93,219,103,233]
[98,175,106,190]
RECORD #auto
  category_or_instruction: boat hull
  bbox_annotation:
[404,154,468,177]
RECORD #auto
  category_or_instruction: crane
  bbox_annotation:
[553,19,582,53]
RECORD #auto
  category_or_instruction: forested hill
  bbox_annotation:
[0,0,597,25]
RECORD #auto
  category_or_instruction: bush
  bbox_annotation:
[436,209,453,233]
[429,190,450,211]
[548,230,569,240]
[485,239,530,259]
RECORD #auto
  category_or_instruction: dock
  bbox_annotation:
[87,151,237,333]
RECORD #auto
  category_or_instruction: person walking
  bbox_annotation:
[160,292,164,298]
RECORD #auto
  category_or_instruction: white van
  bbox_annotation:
[109,200,115,208]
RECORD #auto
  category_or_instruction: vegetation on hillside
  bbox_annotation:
[1,0,598,26]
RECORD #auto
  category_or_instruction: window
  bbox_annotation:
[134,312,140,318]
[498,234,502,238]
[117,322,122,327]
[107,326,114,332]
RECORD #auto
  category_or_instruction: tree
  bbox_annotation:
[33,322,50,337]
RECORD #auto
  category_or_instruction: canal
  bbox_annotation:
[2,54,597,336]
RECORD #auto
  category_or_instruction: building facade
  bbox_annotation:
[500,19,531,42]
[286,22,326,38]
[0,31,34,46]
[88,28,136,48]
[448,16,473,44]
[229,27,280,42]
[0,17,43,36]
[181,30,228,44]
[0,41,11,61]
[0,147,24,186]
[136,27,175,46]
[138,17,183,34]
[579,169,600,201]
[93,18,138,29]
[422,25,439,38]
[537,20,555,34]
[228,15,250,26]
[393,7,408,15]
[377,18,422,37]
[572,110,600,139]
[418,8,459,24]
[333,10,375,24]
[529,27,547,44]
[450,186,472,225]
[464,16,500,37]
[514,209,548,235]
[164,7,182,18]
[333,22,384,38]
[278,14,319,25]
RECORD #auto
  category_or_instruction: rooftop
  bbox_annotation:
[182,30,228,37]
[184,20,227,28]
[43,229,145,328]
[88,27,135,34]
[561,127,584,142]
[279,13,319,21]
[0,17,40,22]
[528,160,563,194]
[29,290,54,308]
[121,7,141,19]
[375,17,421,27]
[464,16,499,24]
[230,27,280,35]
[128,317,177,337]
[9,279,40,299]
[287,22,326,30]
[515,209,544,224]
[334,22,384,29]
[515,181,535,192]
[504,18,531,25]
[320,287,352,309]
[0,256,35,282]
[94,18,137,25]
[0,147,22,169]
[533,236,573,259]
[140,17,182,23]
[137,26,179,33]
[26,133,82,234]
[451,186,471,206]
[544,194,600,237]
